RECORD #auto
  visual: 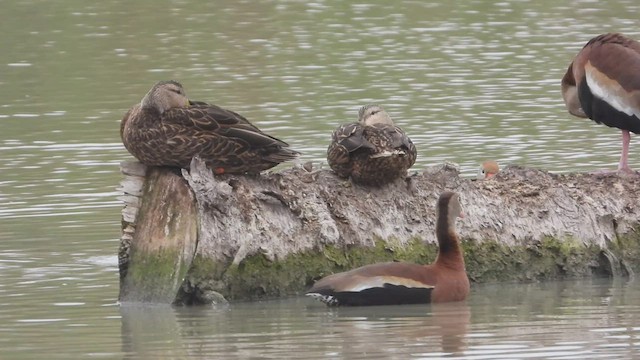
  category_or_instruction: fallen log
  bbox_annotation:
[117,158,640,304]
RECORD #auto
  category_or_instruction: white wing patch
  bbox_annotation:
[585,62,640,119]
[346,276,434,292]
[370,150,406,158]
[306,292,338,305]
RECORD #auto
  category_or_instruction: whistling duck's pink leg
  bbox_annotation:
[618,130,632,173]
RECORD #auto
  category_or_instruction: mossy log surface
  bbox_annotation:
[118,158,640,304]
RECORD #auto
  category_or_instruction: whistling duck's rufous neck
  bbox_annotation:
[434,194,465,271]
[435,227,464,270]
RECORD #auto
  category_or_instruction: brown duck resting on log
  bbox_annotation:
[561,33,640,173]
[120,80,300,174]
[306,191,469,306]
[327,104,417,186]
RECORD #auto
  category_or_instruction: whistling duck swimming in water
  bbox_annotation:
[561,33,640,173]
[327,104,417,186]
[306,191,469,306]
[121,80,300,174]
[477,160,500,180]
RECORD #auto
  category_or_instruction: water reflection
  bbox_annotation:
[119,299,470,358]
[120,304,190,359]
[321,302,471,357]
[114,279,640,359]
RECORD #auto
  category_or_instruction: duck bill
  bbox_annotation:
[188,99,208,106]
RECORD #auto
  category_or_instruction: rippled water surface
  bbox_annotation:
[2,0,640,358]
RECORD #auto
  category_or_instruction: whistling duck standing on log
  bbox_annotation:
[306,191,469,306]
[121,80,300,174]
[561,33,640,173]
[327,104,417,186]
[477,160,500,179]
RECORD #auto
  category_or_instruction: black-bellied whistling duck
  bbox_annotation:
[306,191,469,306]
[477,160,500,179]
[121,80,300,174]
[561,33,640,173]
[327,104,417,186]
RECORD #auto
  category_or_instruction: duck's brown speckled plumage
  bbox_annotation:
[121,80,300,174]
[327,104,416,186]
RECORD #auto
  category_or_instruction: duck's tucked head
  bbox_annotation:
[140,80,190,114]
[438,191,463,226]
[477,160,500,179]
[358,104,394,126]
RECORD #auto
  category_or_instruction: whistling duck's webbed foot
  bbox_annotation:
[616,167,640,176]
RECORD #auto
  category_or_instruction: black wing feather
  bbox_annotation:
[311,284,433,306]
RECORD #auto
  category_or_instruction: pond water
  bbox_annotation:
[1,0,640,358]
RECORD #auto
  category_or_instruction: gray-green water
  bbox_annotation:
[2,0,640,358]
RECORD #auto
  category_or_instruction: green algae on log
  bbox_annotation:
[118,158,640,304]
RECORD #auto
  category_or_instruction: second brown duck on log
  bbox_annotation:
[120,80,300,174]
[306,191,469,306]
[327,104,417,186]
